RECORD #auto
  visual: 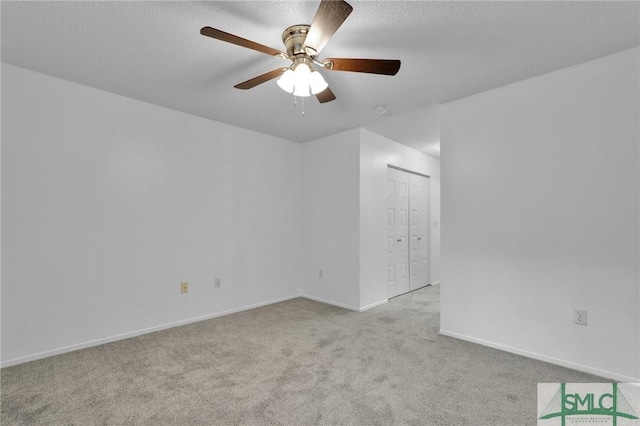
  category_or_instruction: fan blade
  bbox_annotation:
[315,87,336,103]
[201,27,285,57]
[303,0,353,55]
[324,58,401,75]
[234,68,288,90]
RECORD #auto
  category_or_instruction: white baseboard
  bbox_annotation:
[300,294,360,311]
[2,292,389,368]
[300,294,388,312]
[359,299,388,312]
[430,280,441,286]
[1,294,300,368]
[439,329,640,383]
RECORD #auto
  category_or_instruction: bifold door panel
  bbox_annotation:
[409,173,429,291]
[387,168,409,297]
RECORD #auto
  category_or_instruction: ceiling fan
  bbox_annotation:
[200,0,400,104]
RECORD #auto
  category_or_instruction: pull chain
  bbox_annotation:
[292,95,305,117]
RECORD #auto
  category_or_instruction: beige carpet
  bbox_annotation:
[1,285,604,425]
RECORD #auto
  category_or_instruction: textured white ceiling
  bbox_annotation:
[2,1,639,157]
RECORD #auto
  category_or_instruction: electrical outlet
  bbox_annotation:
[181,282,189,294]
[215,278,221,288]
[574,309,587,325]
[318,269,323,278]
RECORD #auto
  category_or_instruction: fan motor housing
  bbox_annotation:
[282,25,311,58]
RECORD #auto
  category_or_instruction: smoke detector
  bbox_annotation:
[374,105,388,115]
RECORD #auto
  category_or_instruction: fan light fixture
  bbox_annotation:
[200,0,402,106]
[277,62,328,97]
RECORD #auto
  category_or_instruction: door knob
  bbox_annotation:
[397,238,402,242]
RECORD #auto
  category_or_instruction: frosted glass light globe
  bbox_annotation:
[277,69,295,93]
[309,71,328,94]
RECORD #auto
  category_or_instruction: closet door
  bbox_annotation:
[409,173,429,290]
[387,168,409,298]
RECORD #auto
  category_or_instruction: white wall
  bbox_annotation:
[1,64,303,365]
[359,129,440,308]
[440,48,640,381]
[2,64,443,366]
[300,129,361,310]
